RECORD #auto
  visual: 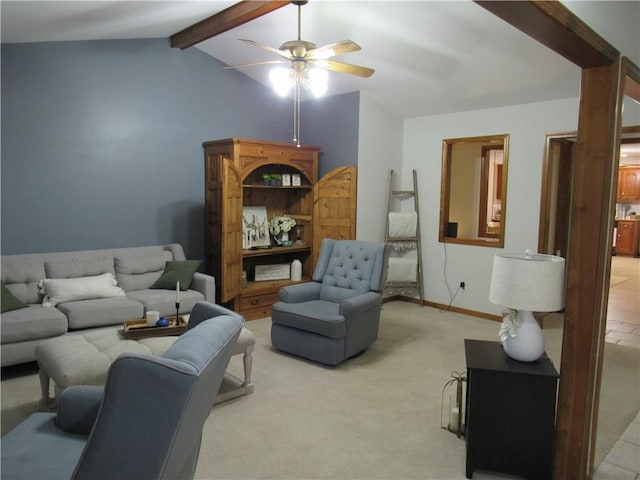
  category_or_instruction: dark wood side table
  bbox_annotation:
[464,339,559,479]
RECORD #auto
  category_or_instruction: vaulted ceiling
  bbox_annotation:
[1,1,638,119]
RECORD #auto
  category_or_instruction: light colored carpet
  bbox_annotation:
[2,301,638,479]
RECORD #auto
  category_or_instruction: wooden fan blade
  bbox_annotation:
[306,40,361,59]
[239,39,293,59]
[224,60,288,69]
[311,59,374,78]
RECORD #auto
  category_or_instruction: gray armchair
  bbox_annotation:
[271,239,389,365]
[0,302,244,480]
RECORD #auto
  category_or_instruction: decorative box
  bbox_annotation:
[255,263,291,281]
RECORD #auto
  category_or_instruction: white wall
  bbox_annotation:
[622,96,640,127]
[356,92,404,242]
[401,98,579,316]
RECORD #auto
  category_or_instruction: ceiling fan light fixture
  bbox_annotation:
[269,67,292,97]
[307,68,328,97]
[269,63,328,98]
[228,0,371,147]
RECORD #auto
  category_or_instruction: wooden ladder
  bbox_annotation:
[384,169,424,304]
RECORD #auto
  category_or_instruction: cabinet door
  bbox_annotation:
[313,166,357,265]
[616,221,635,255]
[618,167,640,201]
[220,160,243,303]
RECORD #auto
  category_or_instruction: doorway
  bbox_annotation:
[539,126,640,472]
[538,127,640,340]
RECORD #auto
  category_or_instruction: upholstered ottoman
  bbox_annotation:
[36,326,255,408]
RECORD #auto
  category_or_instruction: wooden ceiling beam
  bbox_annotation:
[474,0,619,68]
[170,1,291,50]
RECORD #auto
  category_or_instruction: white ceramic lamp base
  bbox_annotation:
[500,309,545,362]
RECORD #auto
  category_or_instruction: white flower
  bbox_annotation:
[269,216,296,235]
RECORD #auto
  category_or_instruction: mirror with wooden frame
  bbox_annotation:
[439,134,510,247]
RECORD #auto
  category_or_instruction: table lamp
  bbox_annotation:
[489,250,565,362]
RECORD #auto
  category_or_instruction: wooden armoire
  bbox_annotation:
[203,138,357,320]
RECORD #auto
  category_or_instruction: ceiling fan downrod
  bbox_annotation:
[292,0,308,147]
[292,0,308,42]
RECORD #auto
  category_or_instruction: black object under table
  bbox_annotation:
[464,339,559,480]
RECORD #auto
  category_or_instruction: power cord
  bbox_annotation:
[445,284,464,311]
[441,239,463,312]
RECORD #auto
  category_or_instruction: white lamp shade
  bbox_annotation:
[489,252,565,312]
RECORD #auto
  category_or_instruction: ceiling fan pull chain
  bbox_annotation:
[293,83,301,147]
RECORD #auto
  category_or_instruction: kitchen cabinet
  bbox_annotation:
[617,166,640,201]
[615,220,640,257]
[203,138,356,320]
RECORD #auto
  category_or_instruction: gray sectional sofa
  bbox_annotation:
[1,244,214,367]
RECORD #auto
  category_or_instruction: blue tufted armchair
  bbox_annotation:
[271,239,389,365]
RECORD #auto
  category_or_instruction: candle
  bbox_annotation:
[449,406,460,433]
[176,281,180,303]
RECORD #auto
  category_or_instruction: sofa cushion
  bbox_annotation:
[114,252,173,292]
[1,283,26,313]
[151,261,201,290]
[45,256,115,279]
[127,289,204,317]
[0,305,68,344]
[39,273,125,307]
[57,296,143,330]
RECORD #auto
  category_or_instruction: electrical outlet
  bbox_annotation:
[460,281,466,289]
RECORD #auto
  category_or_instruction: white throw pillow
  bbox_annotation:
[39,273,125,307]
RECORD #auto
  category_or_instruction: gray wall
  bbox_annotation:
[1,38,360,258]
[301,91,360,177]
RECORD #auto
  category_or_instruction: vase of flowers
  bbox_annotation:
[269,215,296,245]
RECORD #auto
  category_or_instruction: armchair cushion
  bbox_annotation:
[272,300,344,338]
[318,239,388,302]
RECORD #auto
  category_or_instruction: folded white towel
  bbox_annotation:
[388,212,417,238]
[387,258,418,282]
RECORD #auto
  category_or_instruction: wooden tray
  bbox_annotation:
[122,315,188,340]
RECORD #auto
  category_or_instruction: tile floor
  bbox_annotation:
[594,255,640,479]
[595,413,640,479]
[604,255,640,348]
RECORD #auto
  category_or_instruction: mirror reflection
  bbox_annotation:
[439,134,509,247]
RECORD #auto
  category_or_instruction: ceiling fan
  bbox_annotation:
[225,0,375,84]
[224,0,373,147]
